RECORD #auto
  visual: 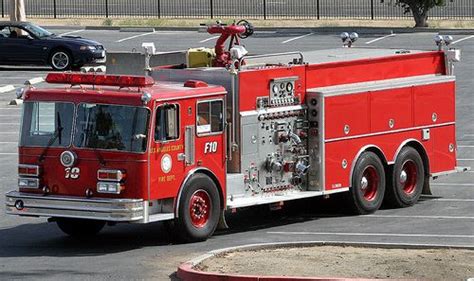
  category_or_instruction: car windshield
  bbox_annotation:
[22,23,53,38]
[74,104,150,153]
[20,102,74,147]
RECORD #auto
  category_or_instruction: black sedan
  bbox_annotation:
[0,21,106,70]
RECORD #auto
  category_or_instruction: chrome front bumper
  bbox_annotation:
[5,191,144,222]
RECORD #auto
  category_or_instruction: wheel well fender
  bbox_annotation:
[393,139,431,195]
[174,168,224,218]
[349,145,388,187]
[393,139,430,176]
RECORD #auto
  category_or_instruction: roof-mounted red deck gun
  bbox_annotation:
[207,20,254,67]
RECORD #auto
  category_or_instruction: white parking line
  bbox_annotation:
[452,35,474,45]
[429,198,474,202]
[0,153,16,155]
[367,215,474,220]
[459,145,474,148]
[0,85,15,93]
[282,33,314,44]
[58,29,85,37]
[431,183,473,186]
[116,31,157,43]
[365,33,396,45]
[0,142,17,144]
[199,36,220,43]
[267,231,474,239]
[0,123,19,125]
[458,158,474,161]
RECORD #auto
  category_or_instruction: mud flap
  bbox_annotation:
[422,175,432,195]
[217,210,229,230]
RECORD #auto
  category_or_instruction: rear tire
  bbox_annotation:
[385,147,424,208]
[56,218,105,238]
[174,174,221,243]
[348,151,386,214]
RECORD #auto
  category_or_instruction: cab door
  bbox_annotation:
[194,98,227,188]
[149,102,188,200]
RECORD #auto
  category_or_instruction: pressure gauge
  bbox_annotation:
[272,84,280,95]
[286,82,294,92]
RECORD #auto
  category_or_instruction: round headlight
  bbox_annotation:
[60,151,77,167]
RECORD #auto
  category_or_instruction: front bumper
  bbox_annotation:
[75,50,106,65]
[5,191,143,222]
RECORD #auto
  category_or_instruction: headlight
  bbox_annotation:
[80,45,97,51]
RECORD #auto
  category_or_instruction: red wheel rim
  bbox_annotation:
[400,160,418,195]
[360,166,379,201]
[189,190,211,228]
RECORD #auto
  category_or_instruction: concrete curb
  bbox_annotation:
[177,241,474,281]
[119,27,155,32]
[0,85,15,94]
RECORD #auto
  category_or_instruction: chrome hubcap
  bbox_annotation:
[399,170,408,184]
[360,176,369,190]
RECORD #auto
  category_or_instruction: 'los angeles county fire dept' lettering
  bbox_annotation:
[151,144,184,154]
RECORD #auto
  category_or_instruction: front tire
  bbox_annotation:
[174,174,221,243]
[50,49,72,71]
[348,151,386,214]
[56,218,105,238]
[385,147,424,208]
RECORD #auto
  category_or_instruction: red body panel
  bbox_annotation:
[324,93,370,139]
[413,82,456,126]
[306,51,445,89]
[238,66,306,111]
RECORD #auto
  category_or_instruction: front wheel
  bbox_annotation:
[348,151,386,214]
[385,147,424,208]
[50,49,72,71]
[56,218,105,238]
[174,174,221,243]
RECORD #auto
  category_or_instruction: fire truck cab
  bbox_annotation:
[5,22,468,242]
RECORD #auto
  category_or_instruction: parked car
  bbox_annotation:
[0,21,106,70]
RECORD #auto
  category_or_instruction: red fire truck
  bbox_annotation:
[6,21,467,242]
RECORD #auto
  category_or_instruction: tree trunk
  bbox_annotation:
[9,0,26,22]
[412,9,428,27]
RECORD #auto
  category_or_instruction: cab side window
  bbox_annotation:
[155,104,179,142]
[197,100,224,135]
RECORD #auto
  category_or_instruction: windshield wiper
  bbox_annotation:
[38,112,63,163]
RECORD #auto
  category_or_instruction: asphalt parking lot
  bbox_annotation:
[0,27,473,280]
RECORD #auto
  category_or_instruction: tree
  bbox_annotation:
[9,0,26,22]
[382,0,448,27]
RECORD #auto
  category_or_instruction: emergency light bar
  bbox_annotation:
[45,73,155,88]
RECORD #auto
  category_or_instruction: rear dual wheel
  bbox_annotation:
[349,151,386,214]
[385,147,424,208]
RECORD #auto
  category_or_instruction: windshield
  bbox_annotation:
[22,23,53,38]
[74,104,150,153]
[20,102,74,147]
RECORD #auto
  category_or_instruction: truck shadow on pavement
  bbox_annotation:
[0,221,175,258]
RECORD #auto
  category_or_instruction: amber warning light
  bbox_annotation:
[45,73,155,88]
